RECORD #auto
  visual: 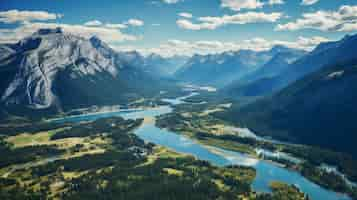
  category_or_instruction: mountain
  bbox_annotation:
[229,33,357,97]
[0,28,159,117]
[175,46,300,87]
[142,54,189,77]
[225,47,306,96]
[218,59,357,157]
[114,52,188,77]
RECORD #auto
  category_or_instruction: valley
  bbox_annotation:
[155,91,357,199]
[1,87,354,199]
[0,96,307,200]
[1,25,357,200]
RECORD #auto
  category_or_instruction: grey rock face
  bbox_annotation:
[0,28,121,109]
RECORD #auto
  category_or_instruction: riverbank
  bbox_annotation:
[20,91,354,200]
[155,96,356,199]
[1,115,309,200]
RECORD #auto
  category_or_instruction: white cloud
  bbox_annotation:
[301,0,319,6]
[105,23,128,29]
[84,20,103,26]
[85,19,144,28]
[276,5,357,32]
[162,0,183,4]
[0,22,140,44]
[0,10,62,23]
[268,0,285,5]
[126,19,144,26]
[221,0,264,11]
[84,19,144,29]
[178,12,193,18]
[0,11,144,44]
[220,0,284,11]
[112,36,328,57]
[177,12,282,30]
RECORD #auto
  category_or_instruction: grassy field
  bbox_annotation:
[6,128,69,148]
[198,137,256,155]
[155,104,258,156]
[0,116,312,200]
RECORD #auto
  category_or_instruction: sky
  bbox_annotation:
[1,0,357,57]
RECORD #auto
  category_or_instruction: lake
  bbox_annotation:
[51,93,351,200]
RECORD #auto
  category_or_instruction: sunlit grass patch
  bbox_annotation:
[137,146,187,167]
[212,179,230,192]
[62,171,88,180]
[198,137,256,155]
[163,168,184,176]
[6,128,69,148]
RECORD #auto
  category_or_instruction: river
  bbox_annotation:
[51,93,351,200]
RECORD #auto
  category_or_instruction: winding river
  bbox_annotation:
[52,93,351,200]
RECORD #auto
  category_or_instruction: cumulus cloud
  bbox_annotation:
[84,21,128,29]
[177,12,282,30]
[0,10,62,23]
[126,19,144,26]
[84,19,144,28]
[104,23,128,29]
[84,20,103,26]
[0,10,143,45]
[220,0,284,11]
[301,0,319,6]
[178,12,193,18]
[221,0,264,11]
[84,19,145,29]
[112,36,328,57]
[0,22,140,44]
[162,0,183,4]
[276,5,357,32]
[268,0,285,5]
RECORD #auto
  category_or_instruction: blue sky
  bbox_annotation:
[1,0,357,56]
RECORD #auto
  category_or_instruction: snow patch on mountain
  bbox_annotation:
[327,71,344,79]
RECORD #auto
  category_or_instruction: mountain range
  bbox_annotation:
[225,48,306,96]
[1,27,357,158]
[144,53,189,77]
[227,34,357,97]
[175,46,303,87]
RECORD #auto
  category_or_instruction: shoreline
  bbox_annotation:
[47,91,354,200]
[46,106,168,123]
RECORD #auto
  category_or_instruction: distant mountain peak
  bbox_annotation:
[270,45,292,54]
[313,32,357,54]
[35,27,63,35]
[175,47,298,87]
[228,33,357,98]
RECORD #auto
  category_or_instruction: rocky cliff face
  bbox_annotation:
[0,28,150,113]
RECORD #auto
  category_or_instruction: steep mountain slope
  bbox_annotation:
[115,52,188,78]
[0,44,16,61]
[175,46,300,87]
[0,28,158,116]
[225,48,306,96]
[218,60,357,157]
[230,34,357,97]
[143,54,188,77]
